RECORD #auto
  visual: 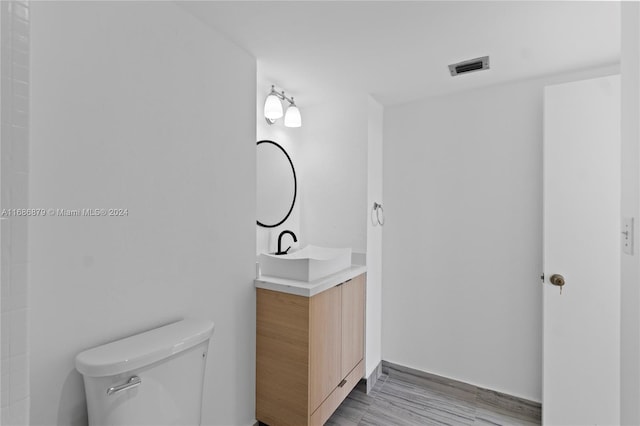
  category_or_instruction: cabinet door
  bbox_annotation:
[309,284,342,412]
[341,274,365,378]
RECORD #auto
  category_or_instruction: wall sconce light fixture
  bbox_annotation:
[264,85,302,128]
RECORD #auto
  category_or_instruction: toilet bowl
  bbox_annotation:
[76,318,215,425]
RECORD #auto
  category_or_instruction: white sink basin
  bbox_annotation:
[259,245,352,282]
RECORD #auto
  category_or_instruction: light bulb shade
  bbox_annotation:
[284,104,302,127]
[264,94,283,120]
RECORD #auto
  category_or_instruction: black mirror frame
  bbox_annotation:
[256,140,297,228]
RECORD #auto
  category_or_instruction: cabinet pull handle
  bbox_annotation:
[337,279,352,287]
[338,379,347,388]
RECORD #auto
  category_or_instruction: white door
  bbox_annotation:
[543,75,621,425]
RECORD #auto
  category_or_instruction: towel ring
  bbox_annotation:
[371,203,378,226]
[371,202,384,226]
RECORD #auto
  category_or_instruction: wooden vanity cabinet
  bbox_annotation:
[256,273,366,426]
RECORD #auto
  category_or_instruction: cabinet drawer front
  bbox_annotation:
[309,359,365,426]
[340,359,365,401]
[309,382,343,426]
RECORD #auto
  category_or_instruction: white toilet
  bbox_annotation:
[75,318,215,425]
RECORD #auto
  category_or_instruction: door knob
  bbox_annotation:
[549,274,565,287]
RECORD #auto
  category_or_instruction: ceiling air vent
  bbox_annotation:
[448,56,490,77]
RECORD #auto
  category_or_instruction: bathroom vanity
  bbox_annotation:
[255,267,366,426]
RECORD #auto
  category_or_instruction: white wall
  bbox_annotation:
[621,3,640,424]
[29,2,256,425]
[298,92,368,253]
[255,68,301,255]
[365,96,382,378]
[383,66,618,402]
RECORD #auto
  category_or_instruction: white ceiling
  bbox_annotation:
[179,1,620,106]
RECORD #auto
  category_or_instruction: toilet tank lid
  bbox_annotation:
[75,318,215,377]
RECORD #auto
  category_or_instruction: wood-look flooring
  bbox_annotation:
[327,364,541,426]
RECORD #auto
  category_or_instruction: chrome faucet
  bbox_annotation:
[276,230,297,255]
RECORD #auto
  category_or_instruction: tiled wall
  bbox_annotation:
[1,1,30,424]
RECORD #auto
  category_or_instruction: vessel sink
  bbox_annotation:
[259,245,352,282]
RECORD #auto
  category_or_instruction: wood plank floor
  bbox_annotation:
[327,369,541,426]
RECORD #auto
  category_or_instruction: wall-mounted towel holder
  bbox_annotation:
[371,202,384,226]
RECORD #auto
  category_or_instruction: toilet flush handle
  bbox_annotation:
[107,375,141,396]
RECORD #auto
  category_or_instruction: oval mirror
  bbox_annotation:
[256,140,297,228]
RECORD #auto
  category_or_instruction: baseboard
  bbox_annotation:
[365,361,383,394]
[381,360,541,421]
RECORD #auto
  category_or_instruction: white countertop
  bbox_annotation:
[255,265,367,297]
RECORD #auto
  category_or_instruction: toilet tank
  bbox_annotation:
[76,318,215,426]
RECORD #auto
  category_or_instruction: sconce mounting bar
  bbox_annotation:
[269,85,296,105]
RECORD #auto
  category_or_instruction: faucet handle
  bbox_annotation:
[275,246,292,255]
